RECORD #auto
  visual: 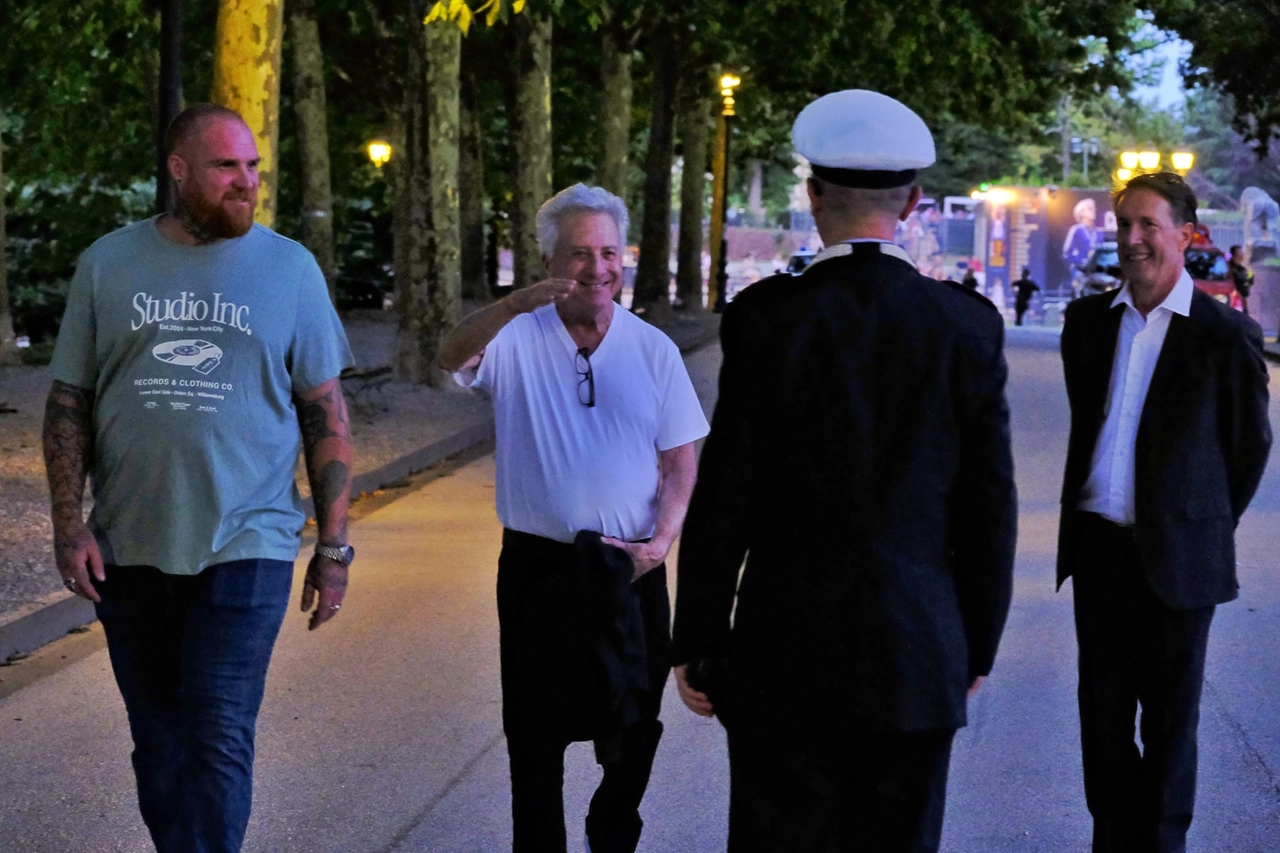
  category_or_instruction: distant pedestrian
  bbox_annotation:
[961,267,980,290]
[438,183,708,853]
[1229,244,1254,315]
[1058,172,1271,852]
[1012,267,1040,325]
[43,103,355,853]
[673,89,1016,853]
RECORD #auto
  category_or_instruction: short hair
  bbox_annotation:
[1114,172,1198,227]
[808,176,913,218]
[1230,244,1243,254]
[535,184,630,257]
[164,103,246,156]
[1073,198,1096,220]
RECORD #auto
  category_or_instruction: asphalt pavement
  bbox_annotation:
[3,333,1280,852]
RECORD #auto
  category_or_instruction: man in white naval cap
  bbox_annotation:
[671,89,1017,852]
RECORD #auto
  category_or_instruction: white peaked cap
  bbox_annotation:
[792,90,936,188]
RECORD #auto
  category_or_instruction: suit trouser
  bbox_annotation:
[1071,512,1215,853]
[724,723,955,853]
[496,530,671,853]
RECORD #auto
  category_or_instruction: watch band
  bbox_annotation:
[315,543,355,566]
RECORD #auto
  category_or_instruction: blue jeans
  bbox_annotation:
[94,559,293,853]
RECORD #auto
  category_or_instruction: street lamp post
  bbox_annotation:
[708,73,739,313]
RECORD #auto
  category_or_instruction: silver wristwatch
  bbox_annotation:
[315,543,356,566]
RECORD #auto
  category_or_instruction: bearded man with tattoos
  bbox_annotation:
[42,103,354,853]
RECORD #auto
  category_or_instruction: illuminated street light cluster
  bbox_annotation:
[720,74,741,117]
[1114,149,1194,183]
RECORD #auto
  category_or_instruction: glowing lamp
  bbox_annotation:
[1119,152,1140,170]
[986,188,1016,206]
[1138,151,1161,170]
[366,140,392,169]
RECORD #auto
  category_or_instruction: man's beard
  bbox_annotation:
[174,184,255,242]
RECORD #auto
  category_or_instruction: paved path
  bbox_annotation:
[3,338,1280,851]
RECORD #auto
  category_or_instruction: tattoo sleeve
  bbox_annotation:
[296,379,354,545]
[43,380,95,534]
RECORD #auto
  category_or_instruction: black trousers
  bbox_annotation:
[1071,512,1216,853]
[725,725,955,853]
[496,530,672,853]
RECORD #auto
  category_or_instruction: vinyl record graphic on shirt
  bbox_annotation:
[153,339,223,373]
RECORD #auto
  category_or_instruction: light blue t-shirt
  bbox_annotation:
[51,217,354,575]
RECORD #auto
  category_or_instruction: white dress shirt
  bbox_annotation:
[1079,269,1195,525]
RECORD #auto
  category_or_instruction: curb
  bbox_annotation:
[0,323,720,664]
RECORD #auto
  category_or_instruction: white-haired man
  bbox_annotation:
[439,183,709,853]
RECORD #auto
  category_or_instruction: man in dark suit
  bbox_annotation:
[671,89,1018,853]
[1057,172,1271,853]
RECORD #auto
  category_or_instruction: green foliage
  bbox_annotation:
[4,178,154,341]
[20,338,57,366]
[1148,0,1280,152]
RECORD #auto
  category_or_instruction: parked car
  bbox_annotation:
[1080,242,1122,294]
[784,248,818,275]
[1185,243,1243,310]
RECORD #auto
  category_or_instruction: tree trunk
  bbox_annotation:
[0,96,19,366]
[676,83,710,312]
[459,62,488,303]
[212,0,285,228]
[598,8,633,201]
[389,115,409,314]
[512,12,553,290]
[394,9,461,386]
[290,0,337,301]
[632,30,678,321]
[423,20,462,373]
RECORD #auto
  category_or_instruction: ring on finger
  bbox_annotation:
[327,603,341,612]
[63,577,78,590]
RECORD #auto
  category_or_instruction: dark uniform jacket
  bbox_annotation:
[1056,288,1272,609]
[673,242,1017,734]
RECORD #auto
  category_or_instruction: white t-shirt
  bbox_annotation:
[459,304,709,543]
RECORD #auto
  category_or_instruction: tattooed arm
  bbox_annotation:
[296,377,354,630]
[43,380,105,602]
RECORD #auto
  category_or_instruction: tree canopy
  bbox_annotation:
[4,0,1271,340]
[1149,0,1280,152]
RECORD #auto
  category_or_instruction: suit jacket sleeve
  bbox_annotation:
[1224,316,1272,523]
[671,299,754,666]
[949,318,1017,679]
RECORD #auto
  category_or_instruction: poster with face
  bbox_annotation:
[1044,189,1117,297]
